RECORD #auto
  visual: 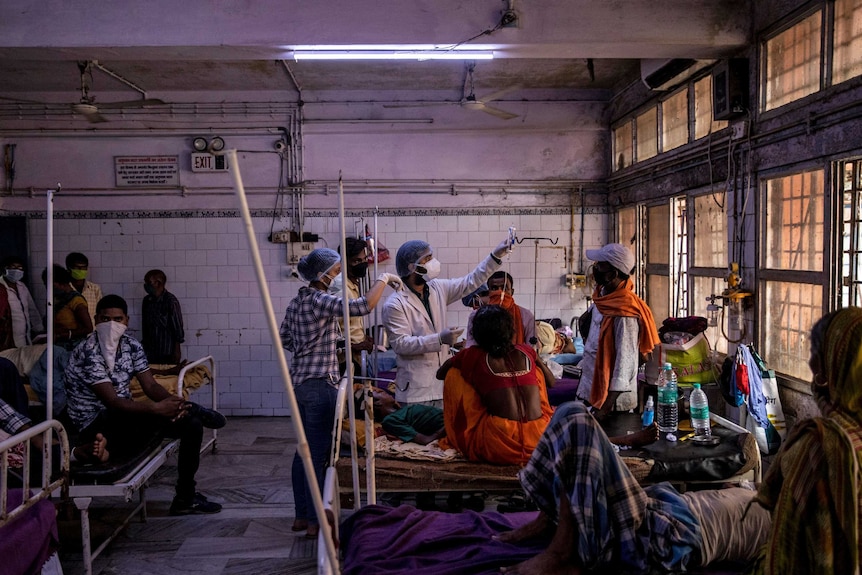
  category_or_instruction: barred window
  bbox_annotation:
[613,120,633,172]
[636,107,658,162]
[833,0,862,84]
[764,11,822,111]
[662,89,689,151]
[761,170,825,379]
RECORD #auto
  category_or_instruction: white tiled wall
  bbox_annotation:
[25,208,607,416]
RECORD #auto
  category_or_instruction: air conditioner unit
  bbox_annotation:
[641,59,716,91]
[712,59,749,121]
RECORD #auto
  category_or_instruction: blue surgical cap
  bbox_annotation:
[395,240,431,277]
[297,248,340,283]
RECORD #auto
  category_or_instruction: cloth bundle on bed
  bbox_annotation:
[341,505,544,575]
[129,363,212,401]
[0,489,60,575]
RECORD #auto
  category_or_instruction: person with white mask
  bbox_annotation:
[280,247,402,538]
[0,255,44,349]
[382,236,513,408]
[64,294,227,516]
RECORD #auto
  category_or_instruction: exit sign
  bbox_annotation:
[191,152,229,172]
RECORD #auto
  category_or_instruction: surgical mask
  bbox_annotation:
[415,258,441,282]
[70,269,88,281]
[144,284,157,296]
[592,267,616,288]
[96,320,128,372]
[349,262,369,278]
[3,268,23,283]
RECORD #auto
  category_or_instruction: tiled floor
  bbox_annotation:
[59,417,320,575]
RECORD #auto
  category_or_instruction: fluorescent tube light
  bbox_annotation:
[293,50,493,61]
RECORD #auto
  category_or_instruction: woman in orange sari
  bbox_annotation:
[438,305,554,465]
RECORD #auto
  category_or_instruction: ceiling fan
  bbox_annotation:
[459,62,520,119]
[385,61,520,120]
[70,60,166,123]
[0,60,165,123]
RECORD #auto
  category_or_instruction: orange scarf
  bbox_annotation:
[494,292,524,345]
[590,278,660,408]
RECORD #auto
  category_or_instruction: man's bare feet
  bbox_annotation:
[610,422,659,448]
[499,493,580,575]
[495,510,552,544]
[73,433,109,464]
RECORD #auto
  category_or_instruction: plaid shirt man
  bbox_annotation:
[280,286,371,385]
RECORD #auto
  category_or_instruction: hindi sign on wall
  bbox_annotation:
[115,156,180,188]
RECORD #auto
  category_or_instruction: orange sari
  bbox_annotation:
[439,347,553,465]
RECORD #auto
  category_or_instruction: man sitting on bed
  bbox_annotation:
[436,305,555,465]
[64,294,225,516]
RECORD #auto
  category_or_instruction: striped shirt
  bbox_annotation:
[280,286,371,385]
[142,290,184,364]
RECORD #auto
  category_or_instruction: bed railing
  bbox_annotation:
[0,419,70,526]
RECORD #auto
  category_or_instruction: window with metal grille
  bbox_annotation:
[636,107,658,162]
[662,89,689,151]
[646,203,670,322]
[839,159,862,307]
[612,120,633,172]
[764,11,822,111]
[761,170,825,380]
[833,0,862,84]
[691,192,729,355]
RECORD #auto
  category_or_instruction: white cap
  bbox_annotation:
[585,243,636,275]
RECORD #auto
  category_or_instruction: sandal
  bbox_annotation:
[292,519,308,532]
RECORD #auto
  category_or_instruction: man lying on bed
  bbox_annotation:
[496,401,771,575]
[65,294,226,516]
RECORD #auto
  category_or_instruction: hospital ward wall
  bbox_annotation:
[0,100,607,416]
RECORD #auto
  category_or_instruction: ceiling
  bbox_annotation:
[0,1,751,124]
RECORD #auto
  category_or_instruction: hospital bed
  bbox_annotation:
[63,355,218,575]
[322,378,760,574]
[1,419,69,575]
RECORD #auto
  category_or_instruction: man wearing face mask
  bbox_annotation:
[142,269,184,365]
[329,237,375,374]
[0,255,44,349]
[575,243,660,418]
[281,247,402,538]
[65,294,227,515]
[66,252,103,324]
[382,236,513,408]
[464,271,536,348]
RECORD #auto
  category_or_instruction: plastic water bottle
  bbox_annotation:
[657,362,678,434]
[641,395,655,427]
[690,383,711,437]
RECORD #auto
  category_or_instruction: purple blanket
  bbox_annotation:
[341,505,546,575]
[0,489,59,575]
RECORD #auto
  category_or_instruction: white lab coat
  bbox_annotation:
[382,253,501,404]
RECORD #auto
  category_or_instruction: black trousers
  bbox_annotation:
[80,408,204,501]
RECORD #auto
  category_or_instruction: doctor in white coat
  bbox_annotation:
[382,236,513,407]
